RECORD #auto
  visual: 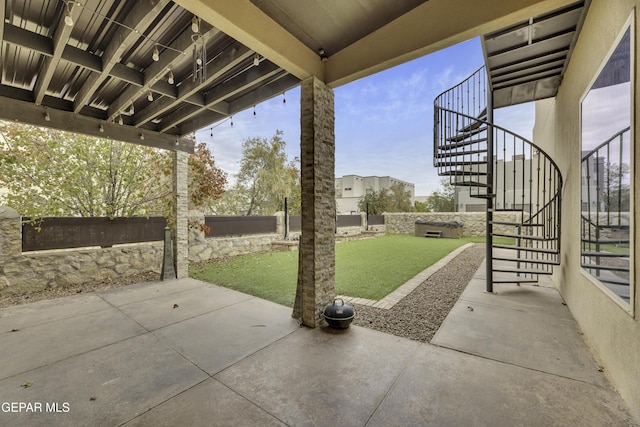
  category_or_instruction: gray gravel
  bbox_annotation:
[351,243,485,343]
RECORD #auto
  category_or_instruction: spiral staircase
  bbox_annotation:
[434,66,563,292]
[580,127,631,300]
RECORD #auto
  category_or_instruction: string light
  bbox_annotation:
[282,92,286,104]
[99,123,105,132]
[64,1,75,26]
[44,111,51,121]
[191,16,200,33]
[128,103,134,115]
[253,106,256,117]
[118,115,124,125]
[147,91,154,102]
[167,70,174,85]
[152,46,160,62]
[253,53,260,67]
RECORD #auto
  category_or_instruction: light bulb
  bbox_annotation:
[196,57,203,66]
[253,53,260,67]
[147,91,154,102]
[152,46,160,62]
[99,124,104,133]
[191,16,199,33]
[64,11,74,27]
[167,71,174,85]
[129,104,134,115]
[118,115,123,125]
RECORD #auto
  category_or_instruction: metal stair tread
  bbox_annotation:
[492,256,559,265]
[492,244,559,255]
[492,232,551,241]
[581,251,629,258]
[493,267,552,275]
[440,138,488,150]
[581,263,630,272]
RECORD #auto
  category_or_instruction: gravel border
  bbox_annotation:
[351,243,485,343]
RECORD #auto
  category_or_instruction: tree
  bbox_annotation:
[425,178,456,212]
[357,183,414,214]
[357,190,391,214]
[189,142,227,209]
[0,121,227,218]
[212,130,300,216]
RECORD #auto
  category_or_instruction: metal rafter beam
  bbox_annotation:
[33,2,82,105]
[106,23,223,121]
[158,60,281,132]
[0,97,194,153]
[73,0,172,114]
[2,23,226,121]
[174,0,322,81]
[178,73,299,135]
[134,40,252,127]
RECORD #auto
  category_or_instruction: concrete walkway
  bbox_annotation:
[0,267,636,426]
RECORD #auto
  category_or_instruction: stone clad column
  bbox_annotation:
[173,150,189,279]
[292,77,336,327]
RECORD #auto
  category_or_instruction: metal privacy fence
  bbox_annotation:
[204,216,277,237]
[22,217,167,251]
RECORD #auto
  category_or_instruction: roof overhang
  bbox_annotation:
[1,0,582,150]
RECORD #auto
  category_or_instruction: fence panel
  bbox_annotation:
[336,215,361,227]
[22,217,167,251]
[288,215,301,232]
[205,216,277,237]
[368,215,385,225]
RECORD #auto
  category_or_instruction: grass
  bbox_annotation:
[190,234,505,307]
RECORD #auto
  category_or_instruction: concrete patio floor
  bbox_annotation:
[0,263,636,426]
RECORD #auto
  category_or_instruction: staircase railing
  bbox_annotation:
[434,66,563,288]
[580,127,631,298]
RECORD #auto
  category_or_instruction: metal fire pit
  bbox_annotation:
[323,298,355,329]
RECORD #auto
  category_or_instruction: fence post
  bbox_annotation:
[284,197,289,240]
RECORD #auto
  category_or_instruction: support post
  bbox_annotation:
[292,77,336,327]
[172,150,189,279]
[486,89,494,293]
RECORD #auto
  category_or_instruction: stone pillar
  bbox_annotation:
[292,77,336,327]
[0,207,21,292]
[173,150,189,279]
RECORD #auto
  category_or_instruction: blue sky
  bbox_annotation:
[195,37,535,196]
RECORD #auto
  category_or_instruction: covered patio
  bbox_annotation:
[0,261,634,426]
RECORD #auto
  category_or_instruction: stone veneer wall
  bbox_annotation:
[188,211,282,262]
[293,77,336,327]
[384,212,523,236]
[0,207,162,295]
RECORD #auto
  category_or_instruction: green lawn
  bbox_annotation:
[190,234,497,307]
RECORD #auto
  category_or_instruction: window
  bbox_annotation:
[580,18,634,311]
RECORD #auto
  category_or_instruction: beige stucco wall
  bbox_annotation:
[533,0,639,418]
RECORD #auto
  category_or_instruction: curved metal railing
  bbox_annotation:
[434,66,563,285]
[580,127,630,295]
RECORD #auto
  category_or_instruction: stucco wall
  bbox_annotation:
[534,0,640,418]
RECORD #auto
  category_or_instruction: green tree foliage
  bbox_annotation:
[210,130,300,216]
[425,178,456,212]
[357,182,414,214]
[0,122,226,218]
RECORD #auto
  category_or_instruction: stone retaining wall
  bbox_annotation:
[384,212,523,236]
[0,207,162,295]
